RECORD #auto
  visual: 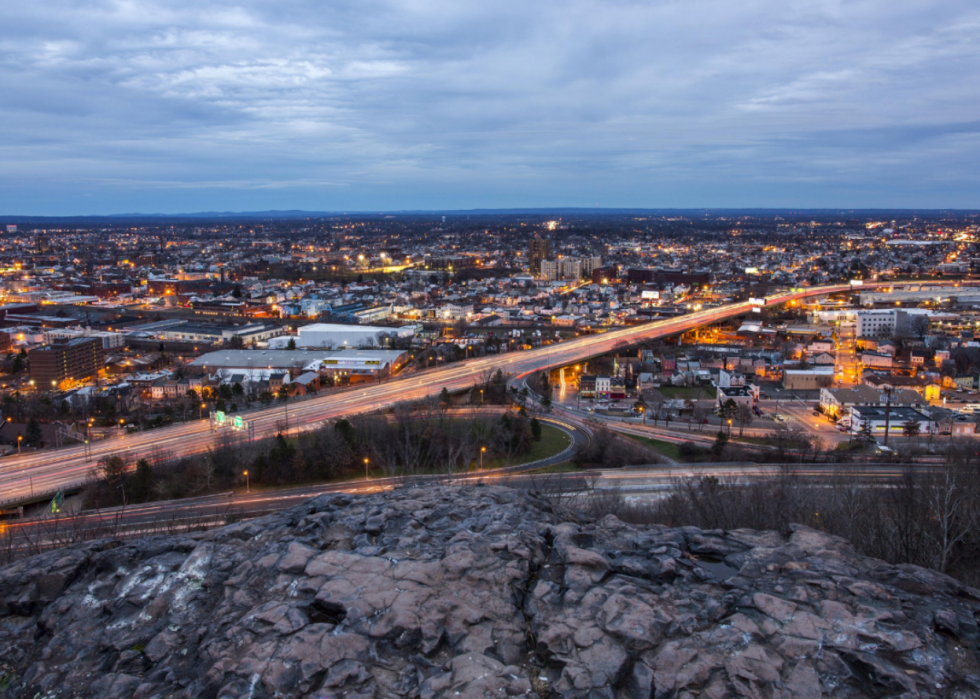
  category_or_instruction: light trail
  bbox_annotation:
[0,281,961,504]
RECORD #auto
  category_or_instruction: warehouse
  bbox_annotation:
[270,322,415,349]
[190,348,409,384]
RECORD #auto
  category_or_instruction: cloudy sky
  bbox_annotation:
[2,0,979,214]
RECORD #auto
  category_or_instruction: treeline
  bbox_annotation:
[597,441,980,586]
[84,405,543,508]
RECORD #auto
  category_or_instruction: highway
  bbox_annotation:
[0,283,867,504]
[1,416,589,552]
[1,458,924,556]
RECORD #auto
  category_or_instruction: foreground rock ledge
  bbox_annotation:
[2,486,980,698]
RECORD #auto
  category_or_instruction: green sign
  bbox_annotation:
[51,491,63,513]
[234,416,244,429]
[215,411,226,425]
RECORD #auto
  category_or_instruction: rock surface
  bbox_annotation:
[2,485,980,698]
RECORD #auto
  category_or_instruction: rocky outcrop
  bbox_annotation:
[1,485,980,698]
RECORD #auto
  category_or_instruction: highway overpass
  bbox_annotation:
[0,282,869,504]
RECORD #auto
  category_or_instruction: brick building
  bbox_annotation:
[28,337,105,387]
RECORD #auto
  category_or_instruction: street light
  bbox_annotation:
[727,418,732,436]
[480,446,486,470]
[199,402,205,419]
[17,435,22,454]
[244,470,249,493]
[364,457,370,480]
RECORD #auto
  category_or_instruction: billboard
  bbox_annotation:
[641,290,660,300]
[745,267,759,274]
[850,279,864,286]
[752,307,762,313]
[748,297,766,306]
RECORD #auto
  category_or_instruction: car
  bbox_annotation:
[812,410,820,416]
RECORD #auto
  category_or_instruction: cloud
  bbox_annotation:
[0,0,979,213]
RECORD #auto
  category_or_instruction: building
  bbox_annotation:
[28,337,105,387]
[147,278,212,296]
[860,351,893,369]
[528,238,551,275]
[846,405,935,436]
[43,328,125,350]
[123,319,281,345]
[782,366,835,390]
[540,259,560,281]
[559,258,582,280]
[277,323,415,350]
[855,310,897,338]
[717,385,756,408]
[579,374,597,398]
[819,386,923,418]
[190,348,410,384]
[717,369,745,388]
[582,256,603,276]
[591,266,617,284]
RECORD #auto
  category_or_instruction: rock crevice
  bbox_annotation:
[1,485,979,698]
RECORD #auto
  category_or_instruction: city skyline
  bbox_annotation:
[2,0,980,214]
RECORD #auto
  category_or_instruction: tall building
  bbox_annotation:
[528,238,550,274]
[540,259,560,281]
[28,337,105,388]
[559,258,583,280]
[583,256,603,276]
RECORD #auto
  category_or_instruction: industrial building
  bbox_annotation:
[189,348,410,384]
[122,319,282,345]
[270,323,415,350]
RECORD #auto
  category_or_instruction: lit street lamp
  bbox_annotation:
[244,470,249,493]
[727,418,732,436]
[480,446,486,470]
[17,435,22,454]
[364,457,370,480]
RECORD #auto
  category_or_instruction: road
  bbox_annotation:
[2,416,589,551]
[0,283,872,504]
[3,456,925,556]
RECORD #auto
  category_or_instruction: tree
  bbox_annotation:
[439,387,451,407]
[286,338,297,350]
[133,458,153,502]
[25,417,42,447]
[902,418,921,439]
[259,391,273,406]
[232,382,244,398]
[276,385,290,403]
[711,430,729,457]
[530,417,543,442]
[735,403,754,437]
[718,399,738,424]
[100,454,127,482]
[186,388,198,401]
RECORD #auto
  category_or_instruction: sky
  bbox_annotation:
[2,0,980,215]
